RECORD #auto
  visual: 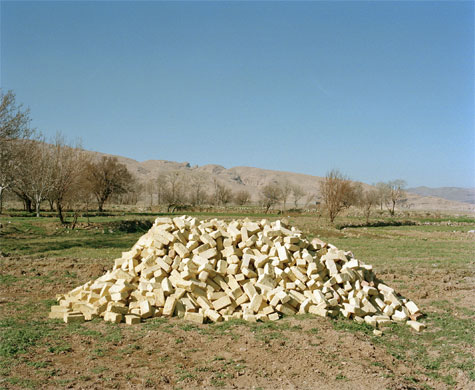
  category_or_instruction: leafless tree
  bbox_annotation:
[261,183,282,213]
[234,189,251,206]
[384,180,407,216]
[156,174,167,205]
[85,156,133,212]
[280,180,292,211]
[213,179,232,206]
[10,138,38,212]
[292,184,305,208]
[0,90,32,213]
[374,182,389,211]
[163,171,186,210]
[114,178,141,205]
[320,169,357,223]
[63,164,95,228]
[27,137,56,217]
[145,179,156,207]
[48,134,88,223]
[358,188,379,223]
[304,193,317,209]
[189,173,208,206]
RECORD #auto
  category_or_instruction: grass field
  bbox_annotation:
[0,211,474,389]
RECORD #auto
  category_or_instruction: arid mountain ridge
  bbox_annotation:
[406,186,475,205]
[90,149,475,213]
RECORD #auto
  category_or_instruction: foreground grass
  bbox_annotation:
[1,211,474,388]
[1,300,473,389]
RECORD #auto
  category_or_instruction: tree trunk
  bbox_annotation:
[25,198,32,213]
[48,199,55,211]
[71,211,79,230]
[35,199,41,217]
[0,187,3,214]
[57,202,65,224]
[86,200,90,225]
[97,196,105,212]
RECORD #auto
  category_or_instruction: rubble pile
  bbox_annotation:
[49,216,425,331]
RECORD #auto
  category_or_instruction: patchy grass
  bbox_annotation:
[332,316,374,335]
[0,318,55,357]
[0,211,473,389]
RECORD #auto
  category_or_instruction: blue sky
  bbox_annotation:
[1,1,474,187]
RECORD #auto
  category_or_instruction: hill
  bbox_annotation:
[407,186,475,205]
[88,150,475,213]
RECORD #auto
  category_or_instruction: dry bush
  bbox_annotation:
[321,169,358,223]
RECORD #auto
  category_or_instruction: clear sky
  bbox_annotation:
[1,1,474,188]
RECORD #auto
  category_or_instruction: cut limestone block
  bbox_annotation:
[49,306,71,319]
[125,314,141,325]
[63,311,84,323]
[406,320,426,332]
[104,311,122,323]
[184,312,204,324]
[49,216,424,332]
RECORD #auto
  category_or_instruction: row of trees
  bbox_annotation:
[321,170,407,223]
[144,168,406,223]
[145,173,249,210]
[143,173,310,213]
[1,90,407,223]
[0,90,134,221]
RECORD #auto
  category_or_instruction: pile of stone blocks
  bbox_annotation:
[49,216,425,332]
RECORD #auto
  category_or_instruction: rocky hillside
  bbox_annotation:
[407,186,475,205]
[88,150,475,213]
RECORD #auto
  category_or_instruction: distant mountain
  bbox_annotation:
[86,149,475,213]
[407,187,475,205]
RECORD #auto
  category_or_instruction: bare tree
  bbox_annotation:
[320,169,357,223]
[261,183,282,213]
[145,179,156,207]
[374,182,389,211]
[114,176,140,205]
[10,138,38,213]
[358,188,379,223]
[213,179,232,206]
[280,180,292,211]
[189,173,208,206]
[63,164,95,228]
[163,170,186,210]
[0,90,32,213]
[156,174,167,205]
[384,180,407,216]
[85,156,133,212]
[292,184,305,208]
[48,134,88,223]
[28,138,56,217]
[304,193,317,209]
[234,189,251,206]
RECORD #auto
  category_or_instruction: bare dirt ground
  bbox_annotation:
[1,254,473,390]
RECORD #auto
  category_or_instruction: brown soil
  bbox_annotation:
[1,256,473,390]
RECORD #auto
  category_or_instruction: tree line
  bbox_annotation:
[0,90,407,224]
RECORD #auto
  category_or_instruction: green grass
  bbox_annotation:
[332,308,475,383]
[0,211,473,388]
[0,318,55,357]
[0,274,19,285]
[332,316,374,335]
